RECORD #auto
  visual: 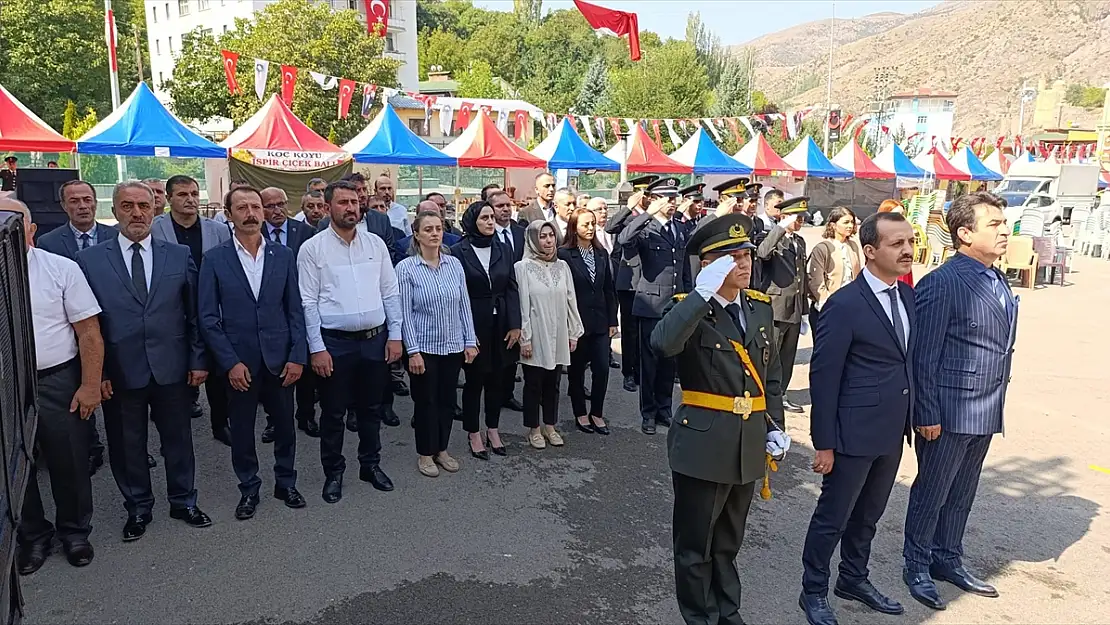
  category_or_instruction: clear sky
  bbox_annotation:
[471,0,942,46]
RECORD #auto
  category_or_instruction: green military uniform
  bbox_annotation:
[651,214,784,625]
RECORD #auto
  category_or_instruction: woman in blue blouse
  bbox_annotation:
[396,211,478,478]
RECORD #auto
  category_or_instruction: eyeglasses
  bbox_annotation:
[264,201,288,209]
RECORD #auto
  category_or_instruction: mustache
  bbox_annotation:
[243,218,259,225]
[898,255,913,262]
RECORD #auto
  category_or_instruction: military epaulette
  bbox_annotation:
[673,293,688,302]
[744,289,770,304]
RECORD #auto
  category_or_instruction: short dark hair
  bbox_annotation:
[341,172,366,184]
[946,191,1005,250]
[306,177,326,191]
[764,189,784,206]
[60,179,96,201]
[302,190,324,201]
[229,179,250,190]
[224,185,263,211]
[166,174,198,195]
[487,190,511,205]
[859,212,908,248]
[325,180,359,204]
[480,184,501,201]
[425,192,445,201]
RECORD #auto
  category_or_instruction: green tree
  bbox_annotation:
[710,52,754,118]
[519,9,602,113]
[457,60,505,99]
[572,56,610,115]
[464,15,526,86]
[513,0,543,25]
[686,12,727,89]
[418,29,467,79]
[606,41,708,119]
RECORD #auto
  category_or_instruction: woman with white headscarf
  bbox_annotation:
[515,220,584,449]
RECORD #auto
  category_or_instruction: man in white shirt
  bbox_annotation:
[374,174,412,237]
[1,199,103,575]
[299,181,404,504]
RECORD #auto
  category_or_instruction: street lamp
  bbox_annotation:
[1017,83,1037,135]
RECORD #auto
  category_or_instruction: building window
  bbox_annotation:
[165,3,170,18]
[199,0,210,10]
[168,36,174,53]
[384,34,396,52]
[159,71,164,85]
[178,0,190,16]
[222,24,229,33]
[507,121,516,139]
[152,5,158,22]
[916,115,928,125]
[408,118,428,137]
[155,39,161,55]
[942,100,954,112]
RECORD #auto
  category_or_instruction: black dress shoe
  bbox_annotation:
[623,376,638,392]
[122,513,153,542]
[190,400,204,419]
[514,374,522,382]
[798,593,838,625]
[503,397,523,412]
[213,426,232,447]
[903,569,946,610]
[275,486,307,508]
[382,407,401,427]
[589,417,610,435]
[88,452,104,476]
[834,578,904,615]
[322,475,343,503]
[470,445,490,461]
[235,494,260,520]
[930,564,999,597]
[298,417,321,437]
[486,436,507,456]
[609,357,620,369]
[345,411,358,432]
[783,399,805,413]
[359,465,394,491]
[453,406,464,422]
[261,425,275,443]
[656,415,672,427]
[575,419,595,434]
[392,379,410,396]
[147,453,158,468]
[641,421,656,435]
[62,540,94,567]
[17,542,51,575]
[169,506,212,528]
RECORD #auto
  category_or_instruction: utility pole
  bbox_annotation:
[868,66,895,154]
[1017,81,1037,135]
[822,1,836,155]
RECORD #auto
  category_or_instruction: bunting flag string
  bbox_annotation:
[221,50,241,95]
[702,118,722,142]
[663,119,682,148]
[514,110,528,141]
[310,71,337,90]
[253,58,269,101]
[580,115,597,145]
[360,83,375,118]
[337,78,355,118]
[651,119,664,148]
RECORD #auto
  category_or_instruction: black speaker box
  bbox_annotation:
[13,168,79,243]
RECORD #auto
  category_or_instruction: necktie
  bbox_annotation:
[990,274,1012,318]
[271,227,283,245]
[501,230,512,249]
[130,242,148,302]
[886,287,906,350]
[725,303,745,335]
[79,233,91,250]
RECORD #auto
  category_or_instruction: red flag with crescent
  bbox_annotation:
[514,110,527,141]
[337,79,356,118]
[651,120,663,147]
[608,118,621,138]
[280,65,297,105]
[726,118,745,146]
[458,102,473,130]
[364,0,389,36]
[220,50,241,95]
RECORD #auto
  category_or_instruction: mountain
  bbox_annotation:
[740,0,1110,137]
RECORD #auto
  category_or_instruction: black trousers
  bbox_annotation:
[501,362,519,403]
[410,352,463,456]
[103,381,198,515]
[801,449,902,595]
[617,290,639,379]
[227,370,297,497]
[522,364,561,428]
[638,316,674,423]
[568,332,610,419]
[773,321,801,405]
[903,432,993,574]
[672,472,754,625]
[463,366,503,433]
[205,376,229,434]
[294,368,318,424]
[316,334,388,476]
[808,307,821,343]
[87,411,104,460]
[20,360,93,546]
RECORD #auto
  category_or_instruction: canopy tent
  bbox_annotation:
[221,95,340,153]
[733,134,801,177]
[873,144,928,179]
[531,117,619,171]
[0,84,75,153]
[441,109,547,169]
[912,149,971,181]
[604,125,692,174]
[1013,150,1035,163]
[950,147,1003,181]
[78,82,225,158]
[783,136,852,179]
[342,104,456,166]
[831,141,891,179]
[668,128,750,175]
[982,149,1010,176]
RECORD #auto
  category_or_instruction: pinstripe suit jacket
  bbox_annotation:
[911,252,1017,435]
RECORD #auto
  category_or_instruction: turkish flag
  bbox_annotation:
[364,0,389,36]
[608,118,621,138]
[220,50,241,95]
[337,79,356,119]
[726,118,745,146]
[651,120,662,147]
[514,110,527,141]
[280,65,297,106]
[458,102,473,130]
[573,0,641,61]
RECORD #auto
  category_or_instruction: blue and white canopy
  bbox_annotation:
[342,104,456,166]
[950,146,1003,181]
[530,118,618,171]
[873,143,928,179]
[668,128,750,175]
[783,136,852,178]
[77,82,226,158]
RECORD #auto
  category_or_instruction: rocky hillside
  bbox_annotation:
[741,0,1110,136]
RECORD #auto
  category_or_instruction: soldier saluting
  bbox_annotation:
[651,213,789,625]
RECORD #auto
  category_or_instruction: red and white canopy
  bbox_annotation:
[441,109,547,169]
[733,134,801,177]
[0,83,75,152]
[221,95,344,169]
[831,141,892,179]
[603,125,692,173]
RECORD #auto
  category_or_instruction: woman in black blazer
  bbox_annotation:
[558,208,618,435]
[450,202,522,458]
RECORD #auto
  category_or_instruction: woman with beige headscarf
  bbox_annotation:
[515,221,584,449]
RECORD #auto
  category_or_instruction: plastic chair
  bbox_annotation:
[1000,236,1038,288]
[925,223,951,268]
[1032,236,1067,286]
[1018,208,1046,237]
[912,224,928,265]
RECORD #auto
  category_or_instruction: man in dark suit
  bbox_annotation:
[517,171,556,225]
[198,186,308,520]
[903,192,1016,610]
[76,181,212,542]
[651,213,784,625]
[490,190,526,412]
[755,196,811,417]
[606,175,657,392]
[36,180,117,475]
[799,212,917,625]
[617,177,693,434]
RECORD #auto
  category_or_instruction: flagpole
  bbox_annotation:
[104,0,125,181]
[822,1,835,155]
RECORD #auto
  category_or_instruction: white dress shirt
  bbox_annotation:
[293,212,306,222]
[298,225,402,354]
[595,229,613,253]
[495,224,515,253]
[554,215,568,239]
[29,247,102,369]
[118,233,153,288]
[264,222,287,246]
[861,265,909,348]
[235,236,266,299]
[388,202,412,236]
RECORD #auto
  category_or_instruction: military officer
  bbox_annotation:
[617,177,693,434]
[1,156,18,192]
[677,183,706,234]
[755,196,810,417]
[606,175,658,393]
[651,213,786,625]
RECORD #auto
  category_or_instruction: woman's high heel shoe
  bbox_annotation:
[575,418,594,434]
[486,435,507,456]
[589,416,610,436]
[469,436,490,461]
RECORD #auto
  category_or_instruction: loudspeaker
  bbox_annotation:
[14,168,78,243]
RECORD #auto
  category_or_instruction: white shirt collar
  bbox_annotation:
[118,232,152,251]
[861,265,897,293]
[234,234,266,259]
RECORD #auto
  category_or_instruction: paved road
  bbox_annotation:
[21,239,1110,625]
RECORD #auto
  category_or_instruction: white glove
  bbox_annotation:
[778,214,798,230]
[694,256,737,301]
[800,318,809,335]
[766,430,791,460]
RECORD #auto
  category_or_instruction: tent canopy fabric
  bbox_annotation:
[441,109,546,169]
[0,83,75,153]
[982,149,1010,176]
[783,136,852,179]
[874,144,928,179]
[341,104,456,166]
[831,141,891,179]
[912,149,971,181]
[221,95,340,153]
[604,125,692,174]
[733,134,801,177]
[668,128,750,175]
[531,118,619,171]
[78,82,226,158]
[950,147,1003,181]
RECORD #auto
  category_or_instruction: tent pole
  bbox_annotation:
[418,165,423,197]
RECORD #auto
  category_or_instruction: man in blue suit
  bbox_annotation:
[800,212,917,625]
[903,191,1016,609]
[76,181,212,542]
[198,186,308,520]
